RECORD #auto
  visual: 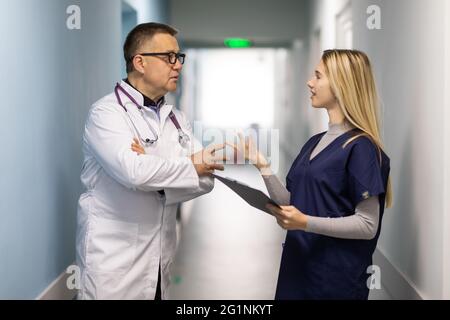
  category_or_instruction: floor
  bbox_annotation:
[168,166,392,300]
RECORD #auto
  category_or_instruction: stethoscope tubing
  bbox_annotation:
[114,83,190,147]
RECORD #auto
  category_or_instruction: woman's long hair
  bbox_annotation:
[321,49,393,208]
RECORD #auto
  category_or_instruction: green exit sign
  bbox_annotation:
[224,38,252,48]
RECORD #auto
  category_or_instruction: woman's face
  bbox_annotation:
[307,60,336,109]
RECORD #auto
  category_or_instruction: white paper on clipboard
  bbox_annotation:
[212,174,281,215]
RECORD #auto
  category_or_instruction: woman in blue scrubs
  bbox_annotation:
[240,49,392,299]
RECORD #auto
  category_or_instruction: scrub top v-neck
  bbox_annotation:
[275,129,390,300]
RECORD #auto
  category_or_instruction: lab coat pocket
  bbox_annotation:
[86,216,138,273]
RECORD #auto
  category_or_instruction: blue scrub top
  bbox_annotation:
[275,129,390,300]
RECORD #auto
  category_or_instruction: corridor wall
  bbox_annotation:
[0,0,167,299]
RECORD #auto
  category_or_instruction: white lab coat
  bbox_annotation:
[76,80,213,300]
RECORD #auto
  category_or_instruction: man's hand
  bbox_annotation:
[190,143,227,177]
[131,139,226,177]
[131,138,145,155]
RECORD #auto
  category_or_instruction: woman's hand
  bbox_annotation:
[266,204,308,231]
[228,132,270,172]
[131,138,145,155]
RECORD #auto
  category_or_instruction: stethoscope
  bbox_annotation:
[114,83,190,147]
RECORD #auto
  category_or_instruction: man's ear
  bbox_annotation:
[133,55,145,74]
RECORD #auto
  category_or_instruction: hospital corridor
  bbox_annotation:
[169,166,286,300]
[1,0,450,302]
[168,165,391,300]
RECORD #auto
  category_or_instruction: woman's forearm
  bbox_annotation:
[305,196,380,240]
[262,174,291,206]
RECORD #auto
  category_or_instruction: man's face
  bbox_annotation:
[137,33,183,97]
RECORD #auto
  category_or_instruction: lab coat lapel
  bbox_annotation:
[120,80,144,107]
[159,104,174,130]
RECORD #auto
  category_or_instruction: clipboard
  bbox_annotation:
[212,174,281,215]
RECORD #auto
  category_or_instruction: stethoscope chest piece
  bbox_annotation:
[178,129,191,146]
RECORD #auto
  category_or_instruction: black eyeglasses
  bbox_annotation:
[133,52,186,65]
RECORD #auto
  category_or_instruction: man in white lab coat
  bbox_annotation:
[76,23,224,300]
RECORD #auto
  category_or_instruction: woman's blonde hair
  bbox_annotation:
[321,49,393,208]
